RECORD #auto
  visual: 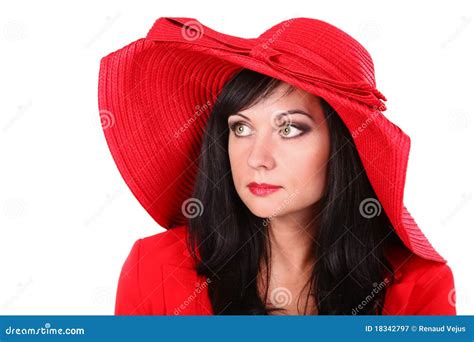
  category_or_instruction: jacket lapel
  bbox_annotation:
[161,260,213,315]
[382,280,416,314]
[382,246,416,315]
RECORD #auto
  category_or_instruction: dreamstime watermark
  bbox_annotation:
[352,278,390,315]
[174,101,212,139]
[3,20,26,41]
[84,190,121,227]
[260,18,296,52]
[351,108,381,139]
[441,16,471,49]
[2,277,33,310]
[270,287,293,308]
[2,198,27,219]
[99,109,115,129]
[3,99,32,133]
[448,287,472,308]
[446,109,471,130]
[84,12,121,48]
[181,198,204,219]
[173,278,212,315]
[270,109,294,130]
[91,286,114,306]
[358,20,382,42]
[181,20,204,41]
[359,198,381,219]
[440,192,471,227]
[4,322,85,336]
[448,287,457,307]
[262,189,300,226]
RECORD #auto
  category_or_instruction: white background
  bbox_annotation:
[0,0,473,314]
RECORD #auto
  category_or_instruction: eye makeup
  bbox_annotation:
[228,120,311,139]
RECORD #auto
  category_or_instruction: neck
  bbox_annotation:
[264,202,321,275]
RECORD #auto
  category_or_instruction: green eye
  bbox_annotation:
[229,121,309,139]
[280,124,303,138]
[231,123,252,137]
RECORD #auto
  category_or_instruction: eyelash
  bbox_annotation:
[228,121,310,139]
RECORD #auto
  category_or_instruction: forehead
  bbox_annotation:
[239,82,322,117]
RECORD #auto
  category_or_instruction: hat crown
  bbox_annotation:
[257,17,376,87]
[145,17,385,110]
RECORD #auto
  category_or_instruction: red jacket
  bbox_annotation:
[115,226,456,315]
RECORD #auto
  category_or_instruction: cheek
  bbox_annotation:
[283,137,329,181]
[278,135,330,203]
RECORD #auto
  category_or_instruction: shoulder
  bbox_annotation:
[123,225,195,277]
[385,246,456,315]
[115,225,193,315]
[387,245,454,286]
[138,225,191,265]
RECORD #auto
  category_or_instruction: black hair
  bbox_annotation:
[187,68,406,315]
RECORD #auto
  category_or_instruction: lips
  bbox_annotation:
[247,182,282,196]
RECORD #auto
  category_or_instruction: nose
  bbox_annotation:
[247,133,276,170]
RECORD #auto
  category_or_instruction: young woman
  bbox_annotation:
[98,17,456,315]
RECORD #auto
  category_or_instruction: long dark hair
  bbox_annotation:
[187,68,406,315]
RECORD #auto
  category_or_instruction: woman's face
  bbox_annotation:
[227,83,331,220]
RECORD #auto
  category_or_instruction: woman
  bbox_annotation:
[98,17,456,315]
[190,68,399,315]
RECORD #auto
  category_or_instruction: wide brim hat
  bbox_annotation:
[98,17,446,263]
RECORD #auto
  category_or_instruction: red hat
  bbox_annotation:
[98,17,446,263]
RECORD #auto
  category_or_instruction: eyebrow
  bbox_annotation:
[228,110,314,122]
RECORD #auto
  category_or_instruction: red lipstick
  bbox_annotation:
[247,182,282,196]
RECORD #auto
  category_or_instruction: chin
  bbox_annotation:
[242,198,283,219]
